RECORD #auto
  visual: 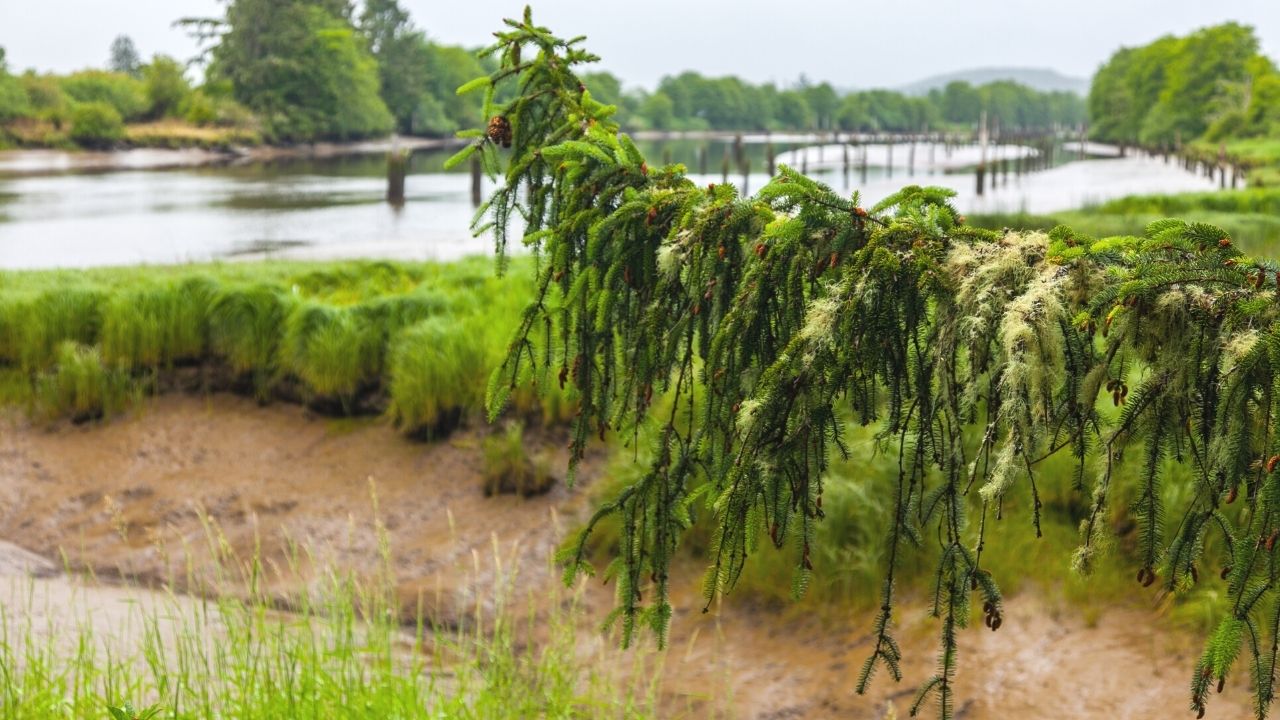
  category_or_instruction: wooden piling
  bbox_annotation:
[469,154,482,208]
[387,150,408,206]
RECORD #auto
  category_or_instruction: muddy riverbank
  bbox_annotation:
[0,136,466,177]
[0,395,1254,718]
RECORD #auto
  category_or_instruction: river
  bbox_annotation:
[0,139,1220,270]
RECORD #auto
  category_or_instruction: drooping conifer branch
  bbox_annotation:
[451,9,1280,719]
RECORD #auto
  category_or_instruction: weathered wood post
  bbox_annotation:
[976,111,988,197]
[722,143,731,183]
[387,149,409,206]
[766,138,776,177]
[1219,143,1228,190]
[698,145,708,175]
[469,154,482,208]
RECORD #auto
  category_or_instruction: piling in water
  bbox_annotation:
[722,144,731,183]
[766,139,776,177]
[387,150,408,206]
[469,155,482,208]
[698,146,708,175]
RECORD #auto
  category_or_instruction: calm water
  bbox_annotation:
[0,140,1219,270]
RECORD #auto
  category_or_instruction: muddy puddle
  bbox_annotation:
[0,395,1253,718]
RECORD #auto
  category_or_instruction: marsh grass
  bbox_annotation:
[281,303,380,406]
[207,284,293,397]
[0,516,664,719]
[100,277,215,370]
[33,342,131,423]
[482,422,555,497]
[969,188,1280,256]
[387,316,489,437]
[0,258,567,435]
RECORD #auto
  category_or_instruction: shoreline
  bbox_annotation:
[0,135,468,177]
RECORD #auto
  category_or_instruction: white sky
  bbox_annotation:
[2,0,1277,89]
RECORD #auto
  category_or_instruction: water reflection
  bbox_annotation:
[0,140,1220,270]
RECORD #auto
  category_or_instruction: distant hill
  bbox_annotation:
[897,68,1090,96]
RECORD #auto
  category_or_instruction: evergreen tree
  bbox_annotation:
[207,0,392,141]
[454,9,1280,719]
[108,35,141,77]
[359,0,431,134]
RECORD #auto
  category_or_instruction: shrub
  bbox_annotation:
[0,71,30,123]
[180,90,217,126]
[60,70,147,120]
[141,56,190,119]
[18,73,71,127]
[69,102,125,148]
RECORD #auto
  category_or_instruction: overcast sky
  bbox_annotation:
[2,0,1277,90]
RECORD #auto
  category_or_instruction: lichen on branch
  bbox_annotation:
[451,9,1280,719]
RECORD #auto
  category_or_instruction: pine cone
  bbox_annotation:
[487,115,513,148]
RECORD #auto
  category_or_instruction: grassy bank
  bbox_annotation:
[3,118,261,151]
[1187,137,1280,187]
[969,187,1280,257]
[0,257,569,434]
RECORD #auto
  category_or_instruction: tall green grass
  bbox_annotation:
[969,187,1280,258]
[0,534,662,719]
[281,303,380,404]
[100,277,215,369]
[33,341,130,422]
[388,316,490,437]
[0,258,566,435]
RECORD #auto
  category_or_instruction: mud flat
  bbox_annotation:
[0,395,1254,718]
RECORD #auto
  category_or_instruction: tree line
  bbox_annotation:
[588,71,1085,134]
[1,0,1085,149]
[1089,22,1279,148]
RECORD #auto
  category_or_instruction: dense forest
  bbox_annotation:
[1089,22,1280,185]
[579,71,1085,133]
[0,0,1083,148]
[2,3,1276,156]
[1090,22,1277,147]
